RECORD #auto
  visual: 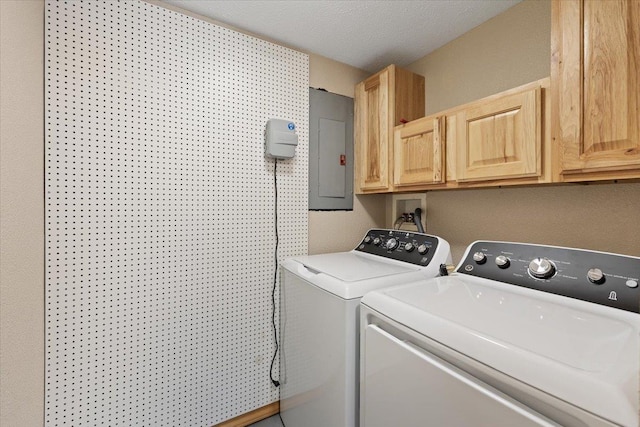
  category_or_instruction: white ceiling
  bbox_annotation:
[164,0,521,73]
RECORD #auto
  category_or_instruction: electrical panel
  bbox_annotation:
[309,88,354,210]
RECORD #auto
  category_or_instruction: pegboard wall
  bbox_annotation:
[45,1,308,425]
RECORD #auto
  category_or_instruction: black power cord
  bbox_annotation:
[414,208,426,234]
[269,158,280,388]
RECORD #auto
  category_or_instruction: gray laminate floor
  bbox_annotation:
[249,414,284,427]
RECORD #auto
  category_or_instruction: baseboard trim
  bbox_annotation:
[214,401,280,427]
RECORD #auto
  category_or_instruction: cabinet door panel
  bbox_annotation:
[456,88,541,182]
[365,81,382,181]
[393,116,444,186]
[583,0,639,154]
[554,0,640,174]
[355,71,390,191]
[466,109,519,167]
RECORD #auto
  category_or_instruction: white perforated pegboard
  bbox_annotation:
[45,1,308,425]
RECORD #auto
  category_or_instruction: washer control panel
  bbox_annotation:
[458,241,640,313]
[356,229,440,266]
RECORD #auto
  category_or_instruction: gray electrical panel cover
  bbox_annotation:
[309,88,354,210]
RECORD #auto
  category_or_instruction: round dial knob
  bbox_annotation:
[417,244,429,255]
[587,268,606,285]
[473,252,487,264]
[495,255,510,269]
[373,237,382,246]
[385,238,399,251]
[363,236,372,244]
[404,242,415,252]
[528,258,556,279]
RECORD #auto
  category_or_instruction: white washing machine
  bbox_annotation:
[360,241,640,427]
[279,229,451,427]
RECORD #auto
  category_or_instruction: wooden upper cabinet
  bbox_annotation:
[552,0,640,179]
[355,65,425,193]
[393,115,445,187]
[455,87,542,182]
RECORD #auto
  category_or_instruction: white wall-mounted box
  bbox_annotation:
[387,193,427,231]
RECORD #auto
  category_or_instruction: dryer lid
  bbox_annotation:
[361,275,640,427]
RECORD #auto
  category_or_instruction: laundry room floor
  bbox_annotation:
[249,414,284,427]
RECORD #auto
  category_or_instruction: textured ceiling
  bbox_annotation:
[164,0,521,73]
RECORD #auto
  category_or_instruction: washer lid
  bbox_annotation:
[361,275,640,427]
[283,252,427,299]
[292,252,419,282]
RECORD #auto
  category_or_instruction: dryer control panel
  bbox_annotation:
[355,229,441,266]
[458,241,640,313]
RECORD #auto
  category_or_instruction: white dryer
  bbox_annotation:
[279,229,451,427]
[360,241,640,427]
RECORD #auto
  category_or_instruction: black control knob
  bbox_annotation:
[495,255,510,269]
[587,268,606,285]
[385,238,399,251]
[473,252,487,264]
[528,258,556,279]
[417,244,429,255]
[363,236,372,244]
[373,237,382,246]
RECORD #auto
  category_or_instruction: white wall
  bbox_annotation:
[0,1,45,426]
[408,0,551,115]
[426,184,640,262]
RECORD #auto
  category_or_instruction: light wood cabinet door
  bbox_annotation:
[393,116,445,187]
[355,69,391,192]
[552,0,640,178]
[455,87,542,182]
[355,65,425,193]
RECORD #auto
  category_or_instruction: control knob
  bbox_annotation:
[373,237,382,246]
[587,268,606,285]
[495,255,510,269]
[528,258,556,279]
[473,252,487,264]
[385,238,399,251]
[363,236,372,244]
[404,242,415,252]
[417,244,429,255]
